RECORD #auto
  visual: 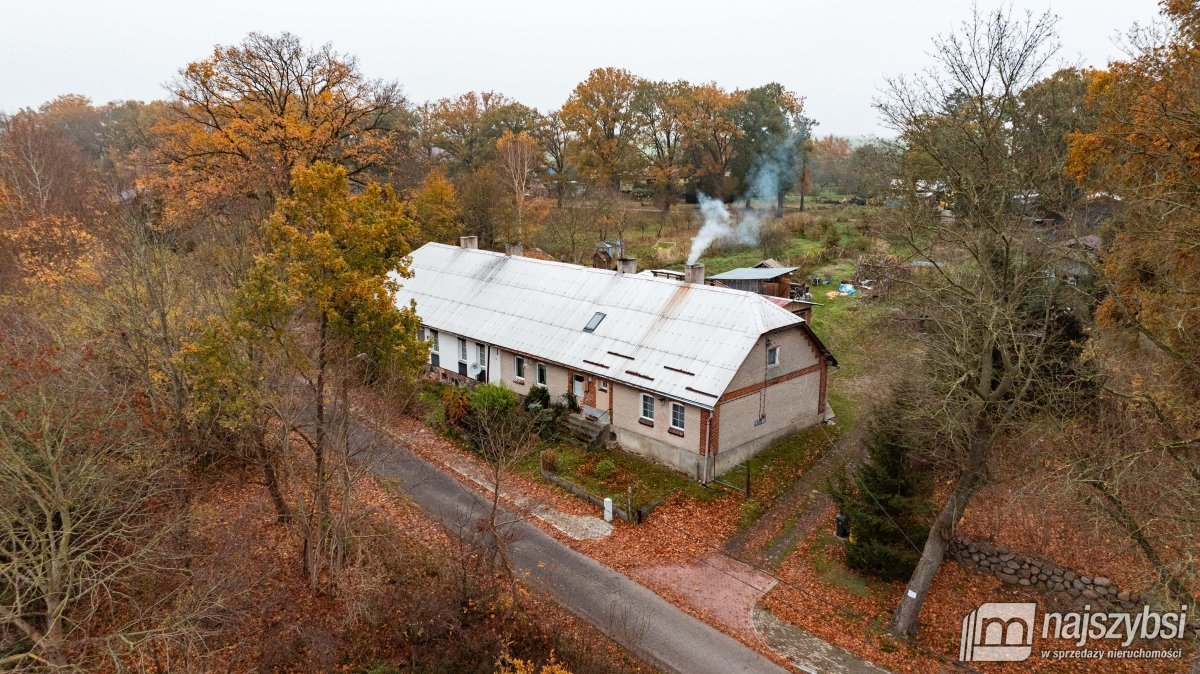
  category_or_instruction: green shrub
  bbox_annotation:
[469,382,519,414]
[594,459,617,481]
[523,385,551,411]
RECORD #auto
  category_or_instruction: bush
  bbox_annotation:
[458,383,523,452]
[563,390,582,413]
[524,385,551,411]
[520,387,569,443]
[541,449,559,473]
[594,459,617,481]
[470,382,519,414]
[828,394,933,581]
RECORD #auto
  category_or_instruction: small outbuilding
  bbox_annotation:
[707,266,799,298]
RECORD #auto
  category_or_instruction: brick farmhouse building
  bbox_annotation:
[391,237,837,482]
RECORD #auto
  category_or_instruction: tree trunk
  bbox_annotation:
[262,453,291,523]
[250,423,291,523]
[893,419,990,637]
[1086,480,1194,605]
[776,190,785,218]
[314,313,328,518]
[42,595,66,667]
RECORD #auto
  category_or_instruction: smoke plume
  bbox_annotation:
[686,193,767,265]
[685,133,803,265]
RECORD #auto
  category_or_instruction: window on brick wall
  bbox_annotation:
[515,356,525,379]
[641,394,655,421]
[536,363,547,387]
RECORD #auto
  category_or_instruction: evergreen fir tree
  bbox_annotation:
[829,404,933,581]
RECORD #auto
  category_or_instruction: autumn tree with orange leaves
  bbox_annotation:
[146,32,409,227]
[631,80,693,213]
[1062,0,1200,603]
[0,107,106,290]
[561,67,644,189]
[426,91,539,174]
[684,84,744,199]
[409,167,463,244]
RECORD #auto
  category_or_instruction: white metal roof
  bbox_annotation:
[708,267,799,281]
[391,243,804,409]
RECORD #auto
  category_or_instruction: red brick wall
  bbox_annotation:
[699,406,722,457]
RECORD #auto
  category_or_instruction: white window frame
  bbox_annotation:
[640,394,655,421]
[536,363,547,387]
[476,343,485,365]
[598,380,608,393]
[515,356,525,379]
[671,402,685,430]
[767,345,781,368]
[429,329,439,353]
[458,338,467,362]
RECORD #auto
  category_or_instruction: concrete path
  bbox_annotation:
[639,554,777,637]
[353,419,789,674]
[752,606,890,674]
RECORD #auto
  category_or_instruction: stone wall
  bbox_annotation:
[947,538,1145,611]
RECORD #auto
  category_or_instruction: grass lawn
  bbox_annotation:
[518,443,722,511]
[809,531,876,598]
[807,290,891,383]
[668,236,826,275]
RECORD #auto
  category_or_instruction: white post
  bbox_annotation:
[603,497,613,523]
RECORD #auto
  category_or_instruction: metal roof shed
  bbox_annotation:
[707,267,799,296]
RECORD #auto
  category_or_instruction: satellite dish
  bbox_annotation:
[468,363,482,376]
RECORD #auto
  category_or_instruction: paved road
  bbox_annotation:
[352,418,789,674]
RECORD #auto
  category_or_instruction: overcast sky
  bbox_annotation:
[0,0,1163,137]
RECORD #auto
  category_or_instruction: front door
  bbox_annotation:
[572,374,585,399]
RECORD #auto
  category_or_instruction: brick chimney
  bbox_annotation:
[459,235,478,249]
[617,257,638,274]
[685,263,705,285]
[505,242,524,257]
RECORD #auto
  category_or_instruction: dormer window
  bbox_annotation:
[583,312,606,333]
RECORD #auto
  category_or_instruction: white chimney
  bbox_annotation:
[505,242,524,257]
[459,235,478,250]
[685,263,705,285]
[617,257,638,274]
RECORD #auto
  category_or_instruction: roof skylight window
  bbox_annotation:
[583,312,606,332]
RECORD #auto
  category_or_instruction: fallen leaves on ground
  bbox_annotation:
[763,505,1196,673]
